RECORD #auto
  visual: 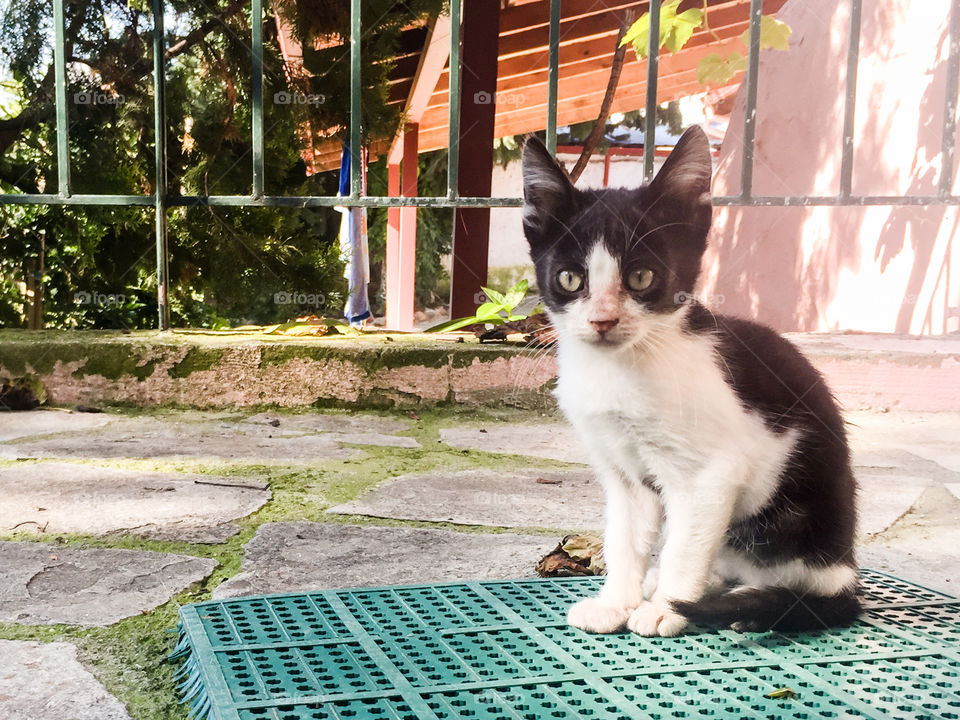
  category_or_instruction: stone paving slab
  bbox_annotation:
[0,541,217,626]
[244,412,420,449]
[859,482,960,594]
[0,639,132,720]
[329,469,603,530]
[0,462,270,543]
[0,415,362,462]
[858,545,957,595]
[439,424,586,464]
[328,465,928,538]
[0,409,114,442]
[856,474,930,537]
[847,411,960,480]
[212,522,556,599]
[244,411,410,434]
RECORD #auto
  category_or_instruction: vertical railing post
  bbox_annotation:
[251,0,264,199]
[447,0,462,199]
[52,0,71,197]
[152,0,170,330]
[839,0,862,200]
[940,0,960,197]
[643,0,661,183]
[739,0,763,200]
[349,0,362,198]
[545,0,561,156]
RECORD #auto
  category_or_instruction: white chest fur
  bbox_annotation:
[554,325,797,520]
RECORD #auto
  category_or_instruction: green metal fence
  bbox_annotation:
[1,0,959,329]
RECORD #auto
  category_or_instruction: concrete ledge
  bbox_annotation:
[0,330,556,410]
[0,329,957,411]
[786,333,960,412]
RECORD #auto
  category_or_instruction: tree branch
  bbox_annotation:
[568,13,634,184]
[0,0,248,158]
[165,0,247,60]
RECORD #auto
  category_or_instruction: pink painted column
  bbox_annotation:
[385,159,402,329]
[386,124,418,331]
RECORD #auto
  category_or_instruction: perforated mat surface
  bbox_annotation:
[172,569,960,719]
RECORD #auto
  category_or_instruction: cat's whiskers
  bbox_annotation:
[509,332,558,401]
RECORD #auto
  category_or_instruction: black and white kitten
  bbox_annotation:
[521,126,859,636]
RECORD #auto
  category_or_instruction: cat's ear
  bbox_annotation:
[645,125,713,227]
[521,136,576,249]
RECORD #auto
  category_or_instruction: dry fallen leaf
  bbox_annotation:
[535,477,562,485]
[536,534,606,577]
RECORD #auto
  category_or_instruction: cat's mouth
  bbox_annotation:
[585,329,628,348]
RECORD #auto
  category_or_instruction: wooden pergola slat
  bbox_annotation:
[293,0,782,171]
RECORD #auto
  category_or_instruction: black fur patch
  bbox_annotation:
[673,586,862,632]
[684,304,858,568]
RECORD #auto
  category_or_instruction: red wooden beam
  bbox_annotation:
[449,2,501,318]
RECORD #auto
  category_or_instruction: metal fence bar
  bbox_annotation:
[0,195,155,206]
[713,195,960,206]
[168,196,525,208]
[152,0,170,330]
[7,192,960,208]
[839,0,862,200]
[349,0,361,197]
[940,0,960,197]
[739,0,763,199]
[3,1,960,215]
[52,0,71,197]
[545,0,561,156]
[643,0,661,183]
[447,0,462,198]
[251,0,264,198]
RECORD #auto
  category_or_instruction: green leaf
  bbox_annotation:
[663,7,703,53]
[697,51,747,85]
[741,15,792,51]
[503,279,528,309]
[480,286,505,304]
[621,1,703,59]
[620,12,651,56]
[505,314,528,322]
[424,316,482,333]
[475,301,502,317]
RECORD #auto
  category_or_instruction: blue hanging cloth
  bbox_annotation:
[337,144,371,326]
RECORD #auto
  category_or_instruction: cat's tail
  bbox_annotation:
[672,586,861,632]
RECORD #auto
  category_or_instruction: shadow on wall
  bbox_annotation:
[701,0,960,334]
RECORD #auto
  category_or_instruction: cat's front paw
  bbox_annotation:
[567,597,633,634]
[627,600,688,637]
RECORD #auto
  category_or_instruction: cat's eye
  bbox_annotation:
[557,269,584,293]
[627,268,654,292]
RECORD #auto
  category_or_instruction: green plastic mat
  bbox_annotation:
[172,569,960,719]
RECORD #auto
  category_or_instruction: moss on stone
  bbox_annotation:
[74,347,159,381]
[0,330,557,410]
[167,347,225,378]
[258,343,359,368]
[0,338,165,381]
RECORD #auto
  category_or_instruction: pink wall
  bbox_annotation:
[702,0,960,334]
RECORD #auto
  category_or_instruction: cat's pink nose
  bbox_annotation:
[589,318,619,335]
